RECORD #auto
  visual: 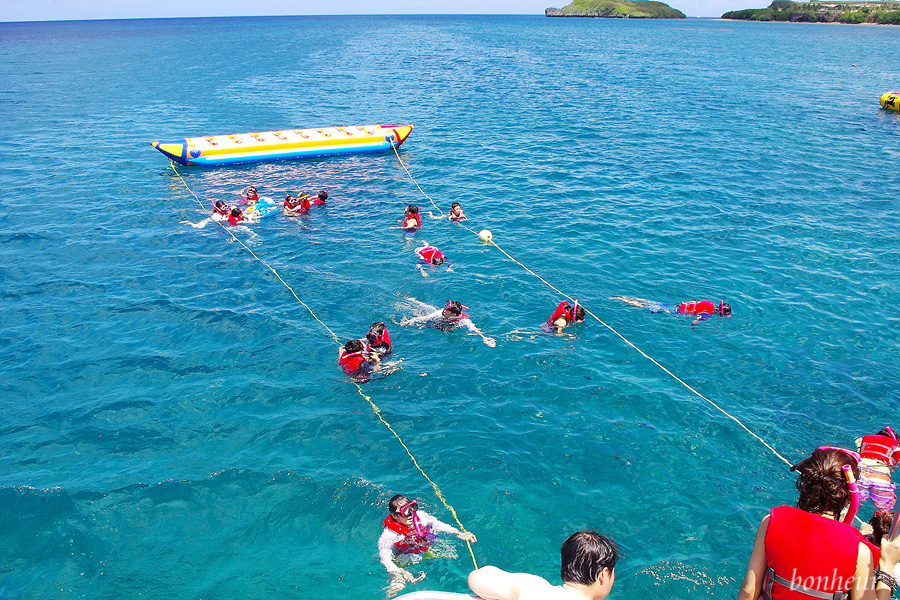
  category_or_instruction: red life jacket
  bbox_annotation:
[299,195,311,213]
[679,300,716,315]
[227,212,243,225]
[212,202,228,216]
[382,515,432,555]
[403,213,422,229]
[419,247,444,264]
[860,433,900,467]
[548,301,574,326]
[339,351,366,375]
[762,505,878,600]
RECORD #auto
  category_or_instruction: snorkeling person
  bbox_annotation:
[401,299,496,347]
[378,494,477,594]
[468,530,618,600]
[364,322,392,358]
[448,202,466,222]
[399,205,422,230]
[610,296,731,325]
[415,241,449,277]
[211,200,230,221]
[313,189,328,205]
[546,300,586,334]
[240,185,260,205]
[856,427,900,510]
[737,447,900,600]
[339,339,379,378]
[284,193,312,216]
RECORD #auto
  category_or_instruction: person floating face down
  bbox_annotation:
[400,205,422,230]
[378,494,477,590]
[610,296,731,326]
[468,530,619,600]
[547,300,586,334]
[415,242,446,277]
[400,299,496,347]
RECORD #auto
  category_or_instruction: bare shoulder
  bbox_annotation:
[469,567,551,600]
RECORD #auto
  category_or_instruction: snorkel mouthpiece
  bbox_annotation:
[841,464,860,525]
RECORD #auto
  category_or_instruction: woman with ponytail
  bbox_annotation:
[738,448,900,600]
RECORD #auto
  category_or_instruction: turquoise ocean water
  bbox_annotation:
[1,14,899,599]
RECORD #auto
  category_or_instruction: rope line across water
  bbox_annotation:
[393,153,794,470]
[168,162,478,567]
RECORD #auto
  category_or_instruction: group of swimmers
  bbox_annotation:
[375,427,900,599]
[201,185,735,380]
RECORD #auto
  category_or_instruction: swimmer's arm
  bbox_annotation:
[462,319,496,348]
[377,529,405,574]
[425,211,443,220]
[400,309,441,327]
[468,567,548,600]
[692,313,712,325]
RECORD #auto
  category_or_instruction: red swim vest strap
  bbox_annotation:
[383,515,413,535]
[762,568,849,600]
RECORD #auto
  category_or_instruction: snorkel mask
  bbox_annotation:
[396,500,424,535]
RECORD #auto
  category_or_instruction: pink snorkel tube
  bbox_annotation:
[841,464,860,525]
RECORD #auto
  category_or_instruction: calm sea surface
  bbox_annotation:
[1,14,899,600]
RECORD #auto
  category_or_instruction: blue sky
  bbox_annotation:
[0,0,763,21]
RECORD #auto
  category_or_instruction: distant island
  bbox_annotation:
[545,0,686,18]
[722,0,900,23]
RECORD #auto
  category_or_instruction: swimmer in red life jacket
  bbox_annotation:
[400,299,496,347]
[546,300,586,334]
[378,494,477,594]
[363,322,392,358]
[611,296,731,325]
[211,200,230,221]
[448,202,466,222]
[855,427,900,510]
[414,241,450,277]
[240,185,260,206]
[313,189,328,205]
[738,447,900,600]
[227,207,246,225]
[338,339,379,378]
[398,205,422,230]
[283,193,311,216]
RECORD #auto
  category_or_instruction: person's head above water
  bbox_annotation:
[560,530,619,587]
[406,204,419,215]
[343,339,364,354]
[230,207,242,217]
[790,447,860,517]
[718,301,732,316]
[388,494,418,524]
[246,186,258,198]
[366,322,386,343]
[442,300,465,318]
[317,190,328,202]
[574,303,586,322]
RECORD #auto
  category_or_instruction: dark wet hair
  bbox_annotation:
[318,190,328,201]
[433,256,444,266]
[878,427,895,438]
[344,339,363,353]
[445,300,463,316]
[560,530,619,585]
[721,303,732,316]
[230,208,242,217]
[791,448,860,516]
[574,305,586,321]
[246,186,258,195]
[406,204,419,214]
[451,202,461,209]
[870,510,894,545]
[215,200,227,209]
[389,494,410,514]
[366,322,385,343]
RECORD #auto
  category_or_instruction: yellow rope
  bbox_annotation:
[403,174,794,469]
[169,162,477,565]
[391,142,443,217]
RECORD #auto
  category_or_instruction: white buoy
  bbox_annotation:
[478,229,493,242]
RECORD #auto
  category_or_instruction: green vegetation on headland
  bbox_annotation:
[545,0,686,18]
[722,1,900,23]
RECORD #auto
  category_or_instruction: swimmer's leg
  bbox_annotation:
[610,296,649,308]
[644,301,678,314]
